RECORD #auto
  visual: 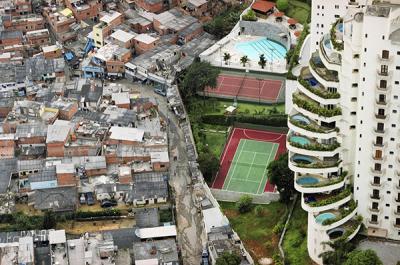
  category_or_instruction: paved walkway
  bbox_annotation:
[358,239,400,265]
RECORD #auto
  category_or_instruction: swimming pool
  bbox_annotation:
[290,136,311,146]
[327,227,345,239]
[292,114,310,125]
[297,176,319,186]
[292,155,314,164]
[235,38,287,61]
[315,213,336,224]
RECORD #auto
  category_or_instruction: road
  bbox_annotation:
[116,80,204,265]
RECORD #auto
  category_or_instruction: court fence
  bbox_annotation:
[211,188,280,204]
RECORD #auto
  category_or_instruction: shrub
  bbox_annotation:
[200,114,287,127]
[287,24,310,79]
[242,9,257,21]
[273,223,285,235]
[292,94,342,117]
[254,205,264,217]
[307,188,351,207]
[298,78,340,99]
[236,195,253,213]
[276,0,289,11]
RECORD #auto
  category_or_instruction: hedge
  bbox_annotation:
[75,209,121,219]
[293,94,342,117]
[307,188,351,207]
[200,114,287,127]
[298,77,340,99]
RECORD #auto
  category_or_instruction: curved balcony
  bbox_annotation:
[288,115,338,140]
[287,135,340,157]
[319,34,341,72]
[376,82,391,93]
[289,154,342,174]
[327,216,362,242]
[374,113,388,121]
[298,67,340,105]
[376,69,392,81]
[302,188,352,212]
[292,93,341,123]
[313,200,357,231]
[309,52,339,88]
[295,173,346,193]
[330,19,344,52]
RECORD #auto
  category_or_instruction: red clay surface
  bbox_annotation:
[212,127,287,193]
[205,74,283,102]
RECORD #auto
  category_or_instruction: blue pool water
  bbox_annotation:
[292,114,310,125]
[297,176,319,185]
[308,78,318,86]
[315,213,336,224]
[291,136,311,145]
[235,38,287,61]
[292,154,314,164]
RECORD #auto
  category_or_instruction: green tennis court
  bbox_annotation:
[222,139,278,194]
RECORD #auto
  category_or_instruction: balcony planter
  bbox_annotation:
[288,139,340,152]
[298,78,340,99]
[322,200,357,226]
[330,19,344,51]
[307,188,351,208]
[293,94,342,117]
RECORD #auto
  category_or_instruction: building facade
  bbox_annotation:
[288,0,400,264]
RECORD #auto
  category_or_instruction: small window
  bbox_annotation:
[365,34,368,38]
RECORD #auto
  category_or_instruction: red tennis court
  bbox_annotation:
[212,127,287,193]
[205,74,283,103]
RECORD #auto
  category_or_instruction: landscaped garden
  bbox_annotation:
[219,201,288,262]
[283,200,314,265]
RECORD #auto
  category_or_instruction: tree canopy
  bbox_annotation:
[267,153,294,203]
[344,250,382,265]
[215,251,241,265]
[181,61,220,100]
[276,0,289,11]
[319,239,355,265]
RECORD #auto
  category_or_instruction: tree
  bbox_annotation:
[236,195,253,213]
[240,56,249,67]
[181,61,220,100]
[223,52,231,65]
[198,146,219,183]
[267,153,294,203]
[242,9,257,21]
[216,251,241,265]
[258,54,267,69]
[43,210,57,229]
[344,250,382,265]
[319,239,355,265]
[276,0,289,11]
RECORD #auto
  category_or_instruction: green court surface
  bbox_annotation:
[222,139,278,194]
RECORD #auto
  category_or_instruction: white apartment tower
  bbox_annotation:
[288,0,400,264]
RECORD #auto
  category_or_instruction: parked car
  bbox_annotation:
[154,88,166,96]
[86,192,95,206]
[79,194,86,204]
[201,249,209,265]
[101,199,118,208]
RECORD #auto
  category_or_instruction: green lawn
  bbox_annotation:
[203,130,227,157]
[283,200,314,265]
[219,201,287,260]
[194,97,285,116]
[286,0,311,25]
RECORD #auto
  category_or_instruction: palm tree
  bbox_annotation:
[258,54,267,69]
[223,52,231,65]
[319,239,355,265]
[240,55,249,67]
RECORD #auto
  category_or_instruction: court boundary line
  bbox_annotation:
[256,143,278,194]
[244,152,257,182]
[223,140,246,191]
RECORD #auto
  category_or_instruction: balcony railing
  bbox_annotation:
[377,54,393,62]
[305,188,351,208]
[310,54,339,82]
[298,76,340,99]
[376,99,387,106]
[288,116,338,134]
[375,114,387,120]
[288,136,340,152]
[320,199,357,226]
[370,194,381,200]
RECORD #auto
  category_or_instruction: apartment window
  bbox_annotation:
[373,176,381,184]
[351,97,357,102]
[379,94,386,102]
[380,80,387,88]
[378,109,385,116]
[393,124,397,128]
[371,214,378,223]
[374,164,381,172]
[350,125,356,129]
[385,216,389,219]
[353,54,360,59]
[364,48,367,52]
[396,81,400,85]
[397,218,400,226]
[398,51,400,55]
[334,14,339,18]
[352,83,358,88]
[381,65,389,75]
[390,151,394,155]
[395,95,399,100]
[372,202,379,210]
[387,191,391,194]
[365,34,368,38]
[396,66,400,70]
[372,189,380,198]
[391,138,395,141]
[335,5,339,9]
[351,111,356,115]
[382,50,389,59]
[394,110,398,114]
[353,69,359,73]
[382,36,385,40]
[377,123,384,132]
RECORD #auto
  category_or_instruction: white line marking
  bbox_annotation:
[256,143,278,194]
[224,140,245,190]
[244,152,257,181]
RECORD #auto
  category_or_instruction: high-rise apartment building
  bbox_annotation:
[288,0,400,264]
